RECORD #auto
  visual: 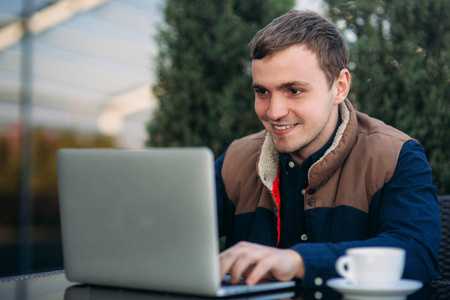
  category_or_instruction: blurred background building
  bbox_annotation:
[0,0,164,277]
[0,0,163,149]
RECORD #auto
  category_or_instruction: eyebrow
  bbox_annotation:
[251,83,265,90]
[251,81,312,91]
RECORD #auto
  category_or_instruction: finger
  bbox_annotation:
[219,250,238,280]
[247,249,302,285]
[245,256,274,286]
[231,244,273,285]
[219,242,249,280]
[229,253,258,284]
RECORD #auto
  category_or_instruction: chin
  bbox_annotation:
[273,142,299,154]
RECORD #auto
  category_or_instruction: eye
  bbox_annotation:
[289,88,302,95]
[255,88,269,95]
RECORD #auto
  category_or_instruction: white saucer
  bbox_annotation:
[326,278,423,300]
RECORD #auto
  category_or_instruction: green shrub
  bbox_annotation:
[147,0,295,157]
[326,0,450,193]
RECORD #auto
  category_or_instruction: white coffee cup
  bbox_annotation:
[335,247,406,288]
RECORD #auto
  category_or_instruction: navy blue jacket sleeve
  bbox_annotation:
[292,141,441,288]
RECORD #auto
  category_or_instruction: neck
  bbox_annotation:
[290,105,341,165]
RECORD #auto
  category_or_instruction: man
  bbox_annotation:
[215,10,440,288]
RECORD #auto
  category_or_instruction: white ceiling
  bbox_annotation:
[0,0,164,148]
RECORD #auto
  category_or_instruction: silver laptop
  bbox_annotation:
[57,148,295,297]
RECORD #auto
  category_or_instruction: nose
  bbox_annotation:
[267,95,289,121]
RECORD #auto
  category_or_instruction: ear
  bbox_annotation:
[333,68,351,105]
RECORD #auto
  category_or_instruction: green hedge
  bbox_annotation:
[325,0,450,193]
[146,0,295,157]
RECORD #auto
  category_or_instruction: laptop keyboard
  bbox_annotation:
[221,275,279,286]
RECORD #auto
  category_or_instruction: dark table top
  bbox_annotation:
[0,270,447,300]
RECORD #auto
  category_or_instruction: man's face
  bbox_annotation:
[252,45,344,157]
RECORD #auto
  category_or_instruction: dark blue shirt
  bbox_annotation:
[278,116,341,248]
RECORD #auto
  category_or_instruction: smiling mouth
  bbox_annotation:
[273,124,296,131]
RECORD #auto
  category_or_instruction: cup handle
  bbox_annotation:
[335,255,355,283]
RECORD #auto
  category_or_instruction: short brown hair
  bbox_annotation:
[249,10,348,88]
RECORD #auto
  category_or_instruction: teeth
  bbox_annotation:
[274,124,295,130]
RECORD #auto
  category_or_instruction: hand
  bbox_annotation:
[219,241,305,286]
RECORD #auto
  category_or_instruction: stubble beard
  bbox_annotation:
[271,133,313,154]
[270,117,331,156]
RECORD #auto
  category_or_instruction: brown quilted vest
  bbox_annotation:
[221,99,413,220]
